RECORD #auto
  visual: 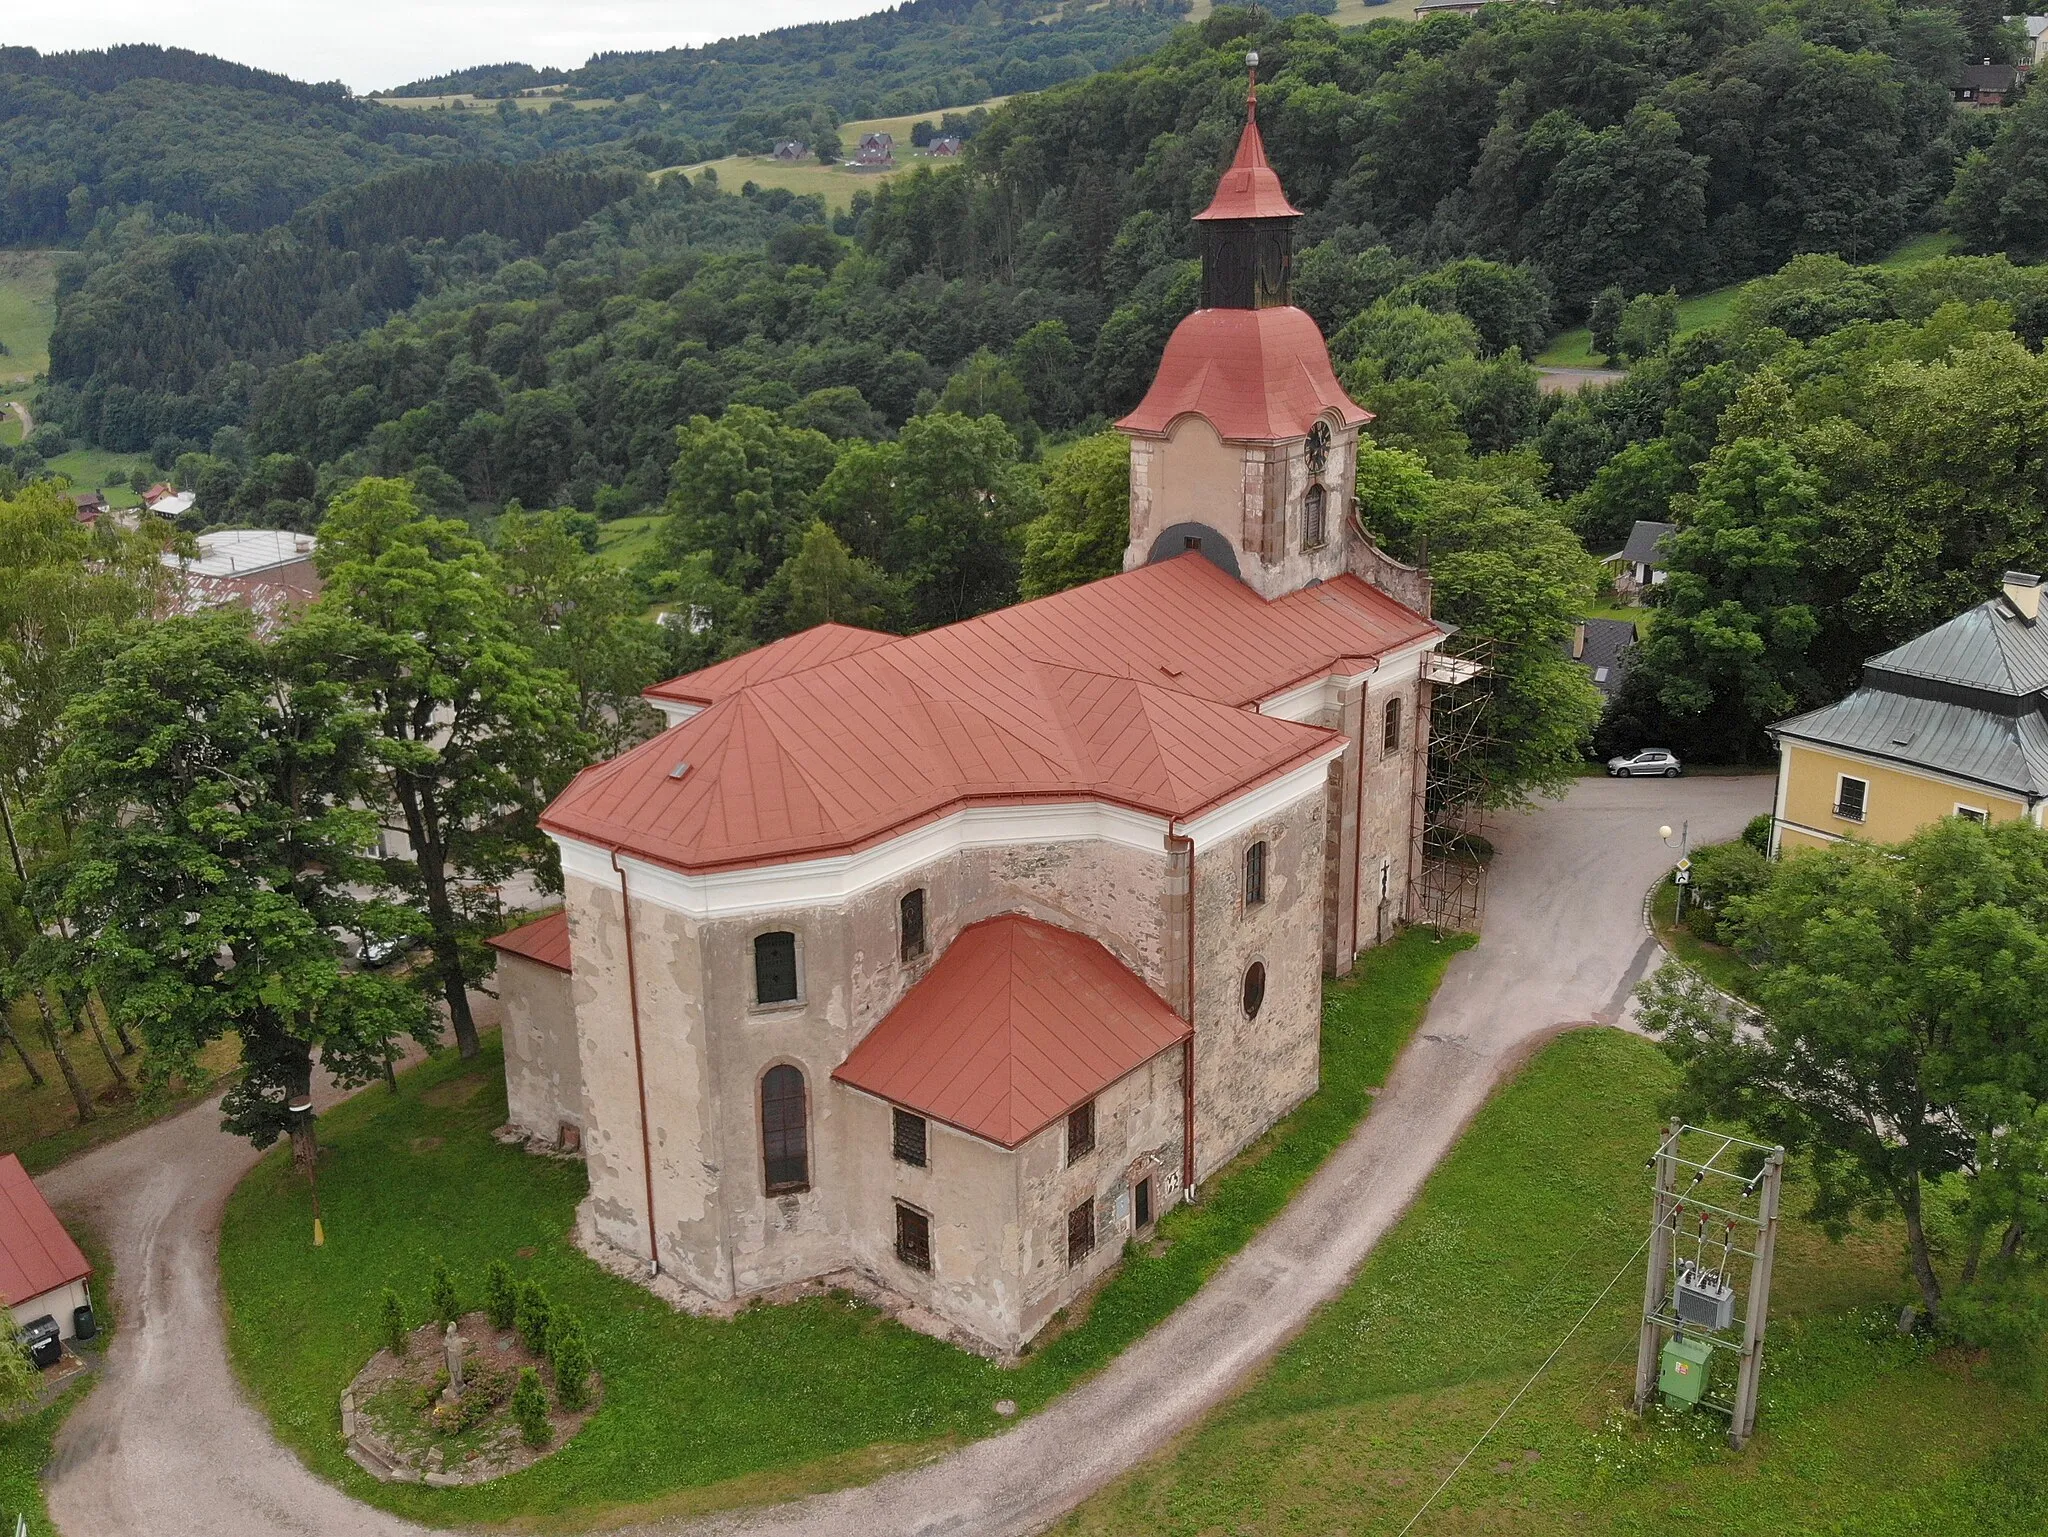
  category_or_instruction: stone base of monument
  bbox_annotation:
[342,1309,601,1486]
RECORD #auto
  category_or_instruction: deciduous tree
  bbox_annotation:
[296,479,585,1059]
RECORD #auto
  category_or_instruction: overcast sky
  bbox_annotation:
[14,2,888,95]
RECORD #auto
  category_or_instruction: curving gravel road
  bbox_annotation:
[40,775,1770,1537]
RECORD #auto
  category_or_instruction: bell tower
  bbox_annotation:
[1196,52,1299,312]
[1114,54,1375,603]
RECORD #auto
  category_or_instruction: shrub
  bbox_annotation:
[381,1288,408,1357]
[1684,841,1771,943]
[550,1316,591,1410]
[484,1260,517,1331]
[513,1366,551,1448]
[516,1279,553,1357]
[429,1256,459,1326]
[1742,813,1773,854]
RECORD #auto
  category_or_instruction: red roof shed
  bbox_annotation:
[0,1153,91,1311]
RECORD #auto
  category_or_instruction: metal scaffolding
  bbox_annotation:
[1409,634,1496,934]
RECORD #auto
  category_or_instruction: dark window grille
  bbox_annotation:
[892,1107,928,1167]
[1244,840,1267,907]
[1067,1199,1096,1265]
[1242,961,1267,1019]
[1067,1100,1096,1164]
[1957,805,1989,825]
[1135,1176,1152,1229]
[896,1203,932,1271]
[760,1064,809,1193]
[754,930,799,1004]
[1835,777,1867,821]
[899,888,926,961]
[1303,484,1327,549]
[1383,696,1404,756]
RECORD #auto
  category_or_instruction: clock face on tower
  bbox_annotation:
[1305,421,1331,475]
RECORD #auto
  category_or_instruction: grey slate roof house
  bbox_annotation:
[1955,61,2020,104]
[1767,572,2048,853]
[1566,617,1639,699]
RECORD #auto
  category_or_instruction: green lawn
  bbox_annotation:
[0,250,55,389]
[1536,231,1965,368]
[219,928,1470,1528]
[1058,1027,2048,1536]
[0,997,241,1173]
[40,448,152,508]
[593,513,664,570]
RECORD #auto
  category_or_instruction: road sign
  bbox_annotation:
[1674,857,1692,886]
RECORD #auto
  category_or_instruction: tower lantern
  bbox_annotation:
[1195,50,1303,311]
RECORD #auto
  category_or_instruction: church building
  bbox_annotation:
[491,69,1453,1354]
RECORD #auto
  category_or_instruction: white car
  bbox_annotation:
[1607,748,1683,778]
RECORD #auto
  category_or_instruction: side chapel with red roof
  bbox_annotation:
[494,62,1452,1352]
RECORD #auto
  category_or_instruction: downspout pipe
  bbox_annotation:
[611,851,661,1276]
[1169,824,1197,1203]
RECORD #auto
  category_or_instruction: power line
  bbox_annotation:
[1393,1233,1652,1537]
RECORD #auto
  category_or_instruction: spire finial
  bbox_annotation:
[1246,50,1260,120]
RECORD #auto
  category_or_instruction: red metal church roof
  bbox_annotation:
[832,914,1190,1147]
[546,557,1435,874]
[1116,306,1371,442]
[488,910,573,973]
[1194,115,1301,223]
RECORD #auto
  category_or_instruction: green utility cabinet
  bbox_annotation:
[1659,1335,1713,1407]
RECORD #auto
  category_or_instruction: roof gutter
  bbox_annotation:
[610,851,662,1277]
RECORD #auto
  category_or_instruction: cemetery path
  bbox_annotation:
[38,776,1770,1537]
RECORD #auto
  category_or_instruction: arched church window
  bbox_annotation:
[761,1064,810,1194]
[1302,485,1327,551]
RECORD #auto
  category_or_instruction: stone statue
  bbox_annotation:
[442,1322,465,1398]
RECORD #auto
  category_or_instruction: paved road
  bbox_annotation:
[40,776,1769,1537]
[1537,365,1627,395]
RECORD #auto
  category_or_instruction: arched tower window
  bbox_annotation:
[761,1064,810,1194]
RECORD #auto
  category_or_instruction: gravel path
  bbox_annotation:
[40,775,1770,1537]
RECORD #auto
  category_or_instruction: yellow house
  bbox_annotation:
[1769,571,2048,855]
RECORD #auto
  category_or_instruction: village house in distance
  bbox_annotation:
[492,63,1459,1354]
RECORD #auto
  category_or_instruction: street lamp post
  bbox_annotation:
[288,1094,325,1248]
[1660,821,1692,921]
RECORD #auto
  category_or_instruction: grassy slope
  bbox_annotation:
[653,103,1013,214]
[1058,1028,2048,1536]
[1536,231,1965,368]
[219,930,1468,1527]
[0,998,241,1173]
[0,250,55,390]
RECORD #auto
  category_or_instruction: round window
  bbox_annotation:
[1241,961,1267,1019]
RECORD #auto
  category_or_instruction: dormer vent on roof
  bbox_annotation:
[1195,52,1303,311]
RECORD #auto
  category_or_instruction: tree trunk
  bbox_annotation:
[1961,1225,1988,1288]
[70,987,129,1092]
[98,994,137,1056]
[383,1049,399,1094]
[1,1012,44,1086]
[1998,1222,2026,1264]
[1901,1176,1944,1317]
[32,986,93,1122]
[400,784,479,1059]
[289,1113,320,1170]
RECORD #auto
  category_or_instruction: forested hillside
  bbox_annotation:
[395,0,1198,137]
[9,0,2048,789]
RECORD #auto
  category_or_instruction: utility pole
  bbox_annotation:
[1729,1146,1784,1447]
[1635,1124,1784,1447]
[1634,1118,1681,1412]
